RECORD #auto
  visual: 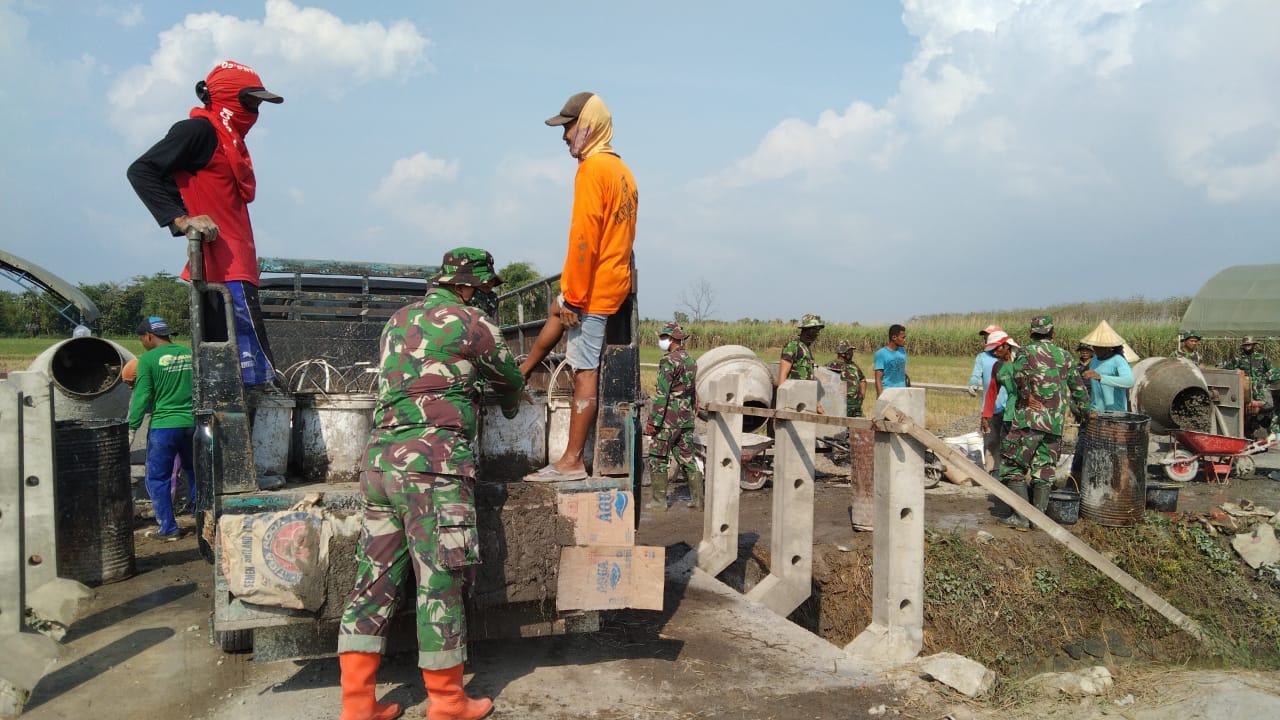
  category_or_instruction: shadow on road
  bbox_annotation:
[63,582,197,642]
[25,627,176,710]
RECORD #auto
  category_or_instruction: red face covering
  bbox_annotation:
[189,61,266,202]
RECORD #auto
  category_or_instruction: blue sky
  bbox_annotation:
[2,0,1277,324]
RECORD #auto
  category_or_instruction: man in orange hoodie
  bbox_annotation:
[522,92,639,482]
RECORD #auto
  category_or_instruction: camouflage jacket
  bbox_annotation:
[366,287,525,477]
[1222,352,1273,401]
[825,358,866,408]
[651,346,697,429]
[1173,348,1202,366]
[1008,339,1089,435]
[781,339,816,380]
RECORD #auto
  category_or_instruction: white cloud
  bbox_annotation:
[369,152,468,241]
[107,0,430,144]
[710,0,1280,206]
[372,152,460,204]
[98,4,145,28]
[711,102,900,187]
[495,155,571,187]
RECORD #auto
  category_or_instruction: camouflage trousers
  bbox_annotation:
[337,468,480,670]
[846,397,864,418]
[999,428,1062,487]
[648,426,699,478]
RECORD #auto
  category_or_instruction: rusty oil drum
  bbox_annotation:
[1078,411,1149,527]
[55,419,137,585]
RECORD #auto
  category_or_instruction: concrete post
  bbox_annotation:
[697,375,743,577]
[0,380,21,640]
[847,387,926,663]
[0,372,80,718]
[10,373,57,591]
[745,379,816,616]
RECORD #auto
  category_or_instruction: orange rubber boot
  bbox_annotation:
[422,664,493,720]
[339,652,403,720]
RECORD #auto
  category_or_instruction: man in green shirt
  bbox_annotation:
[127,316,195,541]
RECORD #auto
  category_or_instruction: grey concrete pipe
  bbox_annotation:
[695,345,775,431]
[1131,356,1211,432]
[28,337,136,422]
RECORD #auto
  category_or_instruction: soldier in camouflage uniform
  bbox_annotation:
[1173,330,1203,366]
[997,315,1090,530]
[778,313,824,384]
[1221,337,1275,438]
[826,340,867,418]
[337,247,523,720]
[645,322,701,512]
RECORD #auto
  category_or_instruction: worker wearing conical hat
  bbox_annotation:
[1081,320,1135,412]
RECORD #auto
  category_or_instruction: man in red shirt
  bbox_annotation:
[127,60,283,387]
[522,92,639,482]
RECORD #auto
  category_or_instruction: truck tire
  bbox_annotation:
[218,629,253,654]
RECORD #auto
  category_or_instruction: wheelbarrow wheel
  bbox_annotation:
[1164,450,1199,482]
[1232,456,1256,478]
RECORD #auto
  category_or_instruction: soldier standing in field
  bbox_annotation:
[826,340,867,418]
[998,315,1091,530]
[645,322,702,512]
[337,248,524,720]
[1221,337,1276,439]
[778,313,824,384]
[1173,330,1203,366]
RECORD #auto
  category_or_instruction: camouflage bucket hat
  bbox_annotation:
[1242,336,1257,346]
[835,340,853,355]
[1030,314,1053,334]
[1181,329,1202,341]
[797,313,825,329]
[433,247,502,288]
[658,321,687,340]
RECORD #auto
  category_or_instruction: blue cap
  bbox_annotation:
[137,316,171,337]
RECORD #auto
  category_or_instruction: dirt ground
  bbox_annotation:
[21,445,1280,720]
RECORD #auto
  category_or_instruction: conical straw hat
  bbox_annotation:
[1121,342,1140,363]
[1081,320,1126,348]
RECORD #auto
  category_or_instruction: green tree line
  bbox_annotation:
[0,272,191,337]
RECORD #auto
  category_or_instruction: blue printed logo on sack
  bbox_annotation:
[595,561,623,593]
[596,491,629,522]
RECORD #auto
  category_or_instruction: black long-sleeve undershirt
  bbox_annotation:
[126,118,218,236]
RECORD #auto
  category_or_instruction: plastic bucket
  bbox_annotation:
[293,393,375,483]
[1079,412,1150,527]
[251,393,295,478]
[1046,489,1081,525]
[1145,482,1181,512]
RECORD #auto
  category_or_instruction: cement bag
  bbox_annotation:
[218,493,330,610]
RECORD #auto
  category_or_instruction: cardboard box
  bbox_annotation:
[556,545,665,611]
[557,490,635,546]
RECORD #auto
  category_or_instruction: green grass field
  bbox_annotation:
[1,336,150,373]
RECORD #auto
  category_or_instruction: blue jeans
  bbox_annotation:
[146,427,196,535]
[565,313,608,371]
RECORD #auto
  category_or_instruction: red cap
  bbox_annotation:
[979,324,1002,337]
[206,60,283,104]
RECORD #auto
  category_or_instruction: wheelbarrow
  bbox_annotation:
[693,433,775,490]
[1162,429,1277,483]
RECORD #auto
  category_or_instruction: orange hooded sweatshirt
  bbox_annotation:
[561,95,638,315]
